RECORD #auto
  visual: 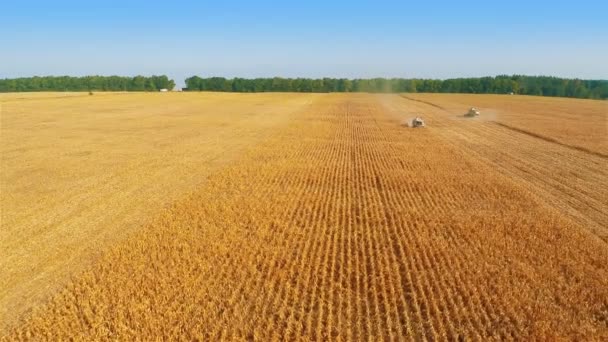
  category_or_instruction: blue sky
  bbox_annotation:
[1,0,607,86]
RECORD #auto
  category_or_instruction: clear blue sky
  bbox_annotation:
[2,0,607,87]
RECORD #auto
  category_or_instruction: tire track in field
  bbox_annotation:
[494,122,608,159]
[393,94,608,240]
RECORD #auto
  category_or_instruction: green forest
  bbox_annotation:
[1,75,606,99]
[184,75,608,99]
[0,75,175,92]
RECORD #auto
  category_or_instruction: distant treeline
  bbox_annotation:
[0,75,175,92]
[185,75,608,99]
[2,75,606,99]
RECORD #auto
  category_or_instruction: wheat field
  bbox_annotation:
[0,92,319,330]
[1,93,607,340]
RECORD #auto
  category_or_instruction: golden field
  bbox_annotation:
[0,92,319,330]
[396,94,608,240]
[1,92,607,340]
[402,93,607,156]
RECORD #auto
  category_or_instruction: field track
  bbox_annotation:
[400,93,607,156]
[3,94,607,340]
[394,94,608,240]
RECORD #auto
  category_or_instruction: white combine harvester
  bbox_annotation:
[465,107,480,117]
[411,116,425,127]
[402,116,426,128]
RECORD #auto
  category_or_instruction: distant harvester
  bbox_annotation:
[411,117,426,128]
[402,117,426,128]
[160,88,168,92]
[465,107,480,117]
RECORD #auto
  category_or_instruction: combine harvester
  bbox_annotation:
[465,107,481,117]
[411,116,426,127]
[402,117,426,128]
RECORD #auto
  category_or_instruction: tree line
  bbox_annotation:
[184,75,608,99]
[0,75,175,92]
[1,75,606,99]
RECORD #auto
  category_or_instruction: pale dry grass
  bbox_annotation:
[3,94,607,340]
[0,92,319,330]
